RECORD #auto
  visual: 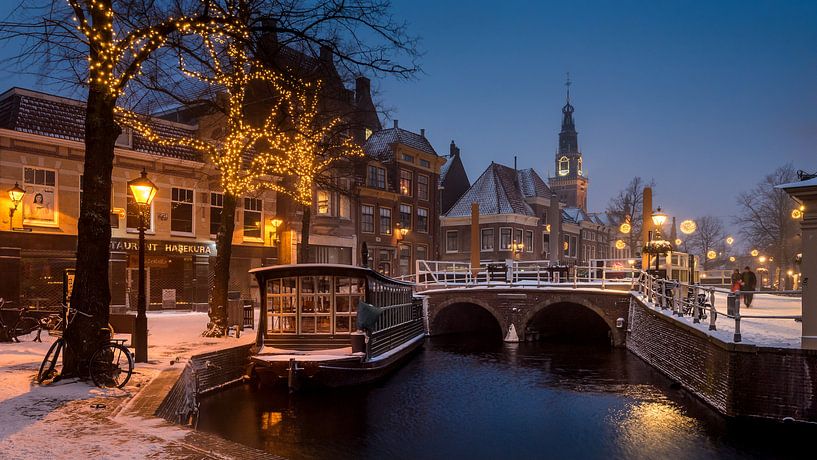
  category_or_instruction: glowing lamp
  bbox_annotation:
[627,259,635,265]
[399,227,409,237]
[729,256,736,262]
[128,169,158,206]
[675,238,682,246]
[615,239,626,250]
[619,222,631,234]
[750,249,759,257]
[726,236,734,245]
[706,250,717,260]
[651,207,668,227]
[758,256,766,263]
[787,269,794,276]
[792,209,802,219]
[270,218,283,229]
[679,219,697,235]
[545,224,551,233]
[8,182,25,204]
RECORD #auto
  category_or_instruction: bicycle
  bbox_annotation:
[0,298,46,343]
[37,306,133,389]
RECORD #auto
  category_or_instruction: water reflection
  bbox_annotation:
[197,336,816,460]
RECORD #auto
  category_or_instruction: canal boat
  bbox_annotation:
[248,264,425,390]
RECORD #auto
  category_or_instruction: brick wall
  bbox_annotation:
[627,296,817,422]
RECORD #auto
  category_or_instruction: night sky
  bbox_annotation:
[2,0,815,230]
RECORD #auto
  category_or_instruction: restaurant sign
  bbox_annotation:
[110,238,216,256]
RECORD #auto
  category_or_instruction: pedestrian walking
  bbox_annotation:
[730,268,741,293]
[740,266,757,308]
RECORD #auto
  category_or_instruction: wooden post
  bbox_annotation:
[642,187,653,271]
[470,203,480,281]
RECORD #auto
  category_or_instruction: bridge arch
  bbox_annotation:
[429,296,506,339]
[522,297,623,345]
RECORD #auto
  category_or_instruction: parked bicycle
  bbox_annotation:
[37,305,133,389]
[0,298,46,342]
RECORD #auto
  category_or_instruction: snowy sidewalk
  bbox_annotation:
[0,311,276,459]
[634,290,804,348]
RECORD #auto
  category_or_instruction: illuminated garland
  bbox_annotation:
[68,0,247,97]
[116,31,362,205]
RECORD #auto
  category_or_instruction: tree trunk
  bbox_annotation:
[206,192,237,337]
[299,204,311,263]
[63,87,119,376]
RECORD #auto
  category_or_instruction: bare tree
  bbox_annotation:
[606,177,655,256]
[734,164,800,289]
[686,215,725,269]
[1,0,243,373]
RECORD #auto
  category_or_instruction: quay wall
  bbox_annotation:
[155,343,253,424]
[627,296,817,422]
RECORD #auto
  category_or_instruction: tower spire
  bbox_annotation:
[566,72,571,104]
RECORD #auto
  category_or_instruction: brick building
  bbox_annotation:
[357,121,445,276]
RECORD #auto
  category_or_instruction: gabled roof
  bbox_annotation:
[0,88,202,162]
[364,126,437,160]
[445,162,538,218]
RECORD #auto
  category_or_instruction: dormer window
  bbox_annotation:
[578,158,583,176]
[558,156,569,176]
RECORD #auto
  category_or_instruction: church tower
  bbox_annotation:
[548,75,588,211]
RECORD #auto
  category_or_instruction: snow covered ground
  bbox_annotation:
[635,290,804,348]
[0,311,255,459]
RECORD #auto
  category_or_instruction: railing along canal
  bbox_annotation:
[633,271,802,343]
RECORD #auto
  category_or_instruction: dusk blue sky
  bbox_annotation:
[1,1,815,232]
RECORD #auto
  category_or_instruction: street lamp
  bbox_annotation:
[127,168,157,363]
[7,182,25,229]
[269,218,283,246]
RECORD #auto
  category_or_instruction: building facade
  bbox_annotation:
[0,88,279,311]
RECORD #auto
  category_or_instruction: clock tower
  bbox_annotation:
[548,76,588,211]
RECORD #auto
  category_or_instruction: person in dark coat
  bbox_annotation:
[730,268,742,293]
[740,266,757,307]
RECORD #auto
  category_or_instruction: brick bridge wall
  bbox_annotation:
[423,288,631,346]
[627,296,817,422]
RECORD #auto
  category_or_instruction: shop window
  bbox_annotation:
[400,204,412,229]
[418,174,429,201]
[171,187,194,234]
[400,169,413,196]
[361,205,375,233]
[417,207,428,233]
[22,167,58,227]
[380,207,392,235]
[481,228,494,251]
[244,197,263,240]
[446,230,458,253]
[210,193,223,236]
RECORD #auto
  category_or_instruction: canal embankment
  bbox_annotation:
[627,294,817,422]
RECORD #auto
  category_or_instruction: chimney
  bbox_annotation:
[420,128,425,138]
[450,140,460,157]
[393,119,398,129]
[319,44,333,62]
[355,76,371,104]
[514,155,517,172]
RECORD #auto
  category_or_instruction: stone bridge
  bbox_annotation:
[421,287,632,346]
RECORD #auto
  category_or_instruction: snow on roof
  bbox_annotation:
[445,162,536,217]
[364,126,437,160]
[516,168,552,198]
[777,177,817,191]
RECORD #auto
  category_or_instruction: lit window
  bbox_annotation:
[578,158,583,176]
[400,169,413,196]
[558,156,570,176]
[380,207,392,235]
[317,190,331,215]
[244,197,263,240]
[365,128,373,140]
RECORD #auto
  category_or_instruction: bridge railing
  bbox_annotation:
[414,259,640,290]
[634,271,802,343]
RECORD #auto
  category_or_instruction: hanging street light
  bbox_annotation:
[127,168,158,363]
[751,249,759,257]
[679,219,697,235]
[726,236,734,245]
[7,182,26,229]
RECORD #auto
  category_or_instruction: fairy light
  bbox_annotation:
[116,33,362,205]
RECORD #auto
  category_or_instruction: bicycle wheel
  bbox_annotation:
[37,339,64,384]
[14,316,40,341]
[89,343,133,389]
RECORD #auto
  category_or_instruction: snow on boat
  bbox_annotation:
[248,264,425,390]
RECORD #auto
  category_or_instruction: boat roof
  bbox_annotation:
[249,263,414,286]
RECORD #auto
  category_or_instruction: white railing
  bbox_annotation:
[633,271,802,343]
[413,259,639,290]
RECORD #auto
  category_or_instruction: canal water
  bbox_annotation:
[197,336,813,459]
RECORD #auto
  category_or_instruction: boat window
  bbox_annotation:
[334,276,362,333]
[266,277,297,334]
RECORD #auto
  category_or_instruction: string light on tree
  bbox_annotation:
[679,219,697,235]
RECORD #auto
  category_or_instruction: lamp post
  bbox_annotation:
[651,207,668,271]
[128,168,157,363]
[269,218,283,246]
[7,182,25,229]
